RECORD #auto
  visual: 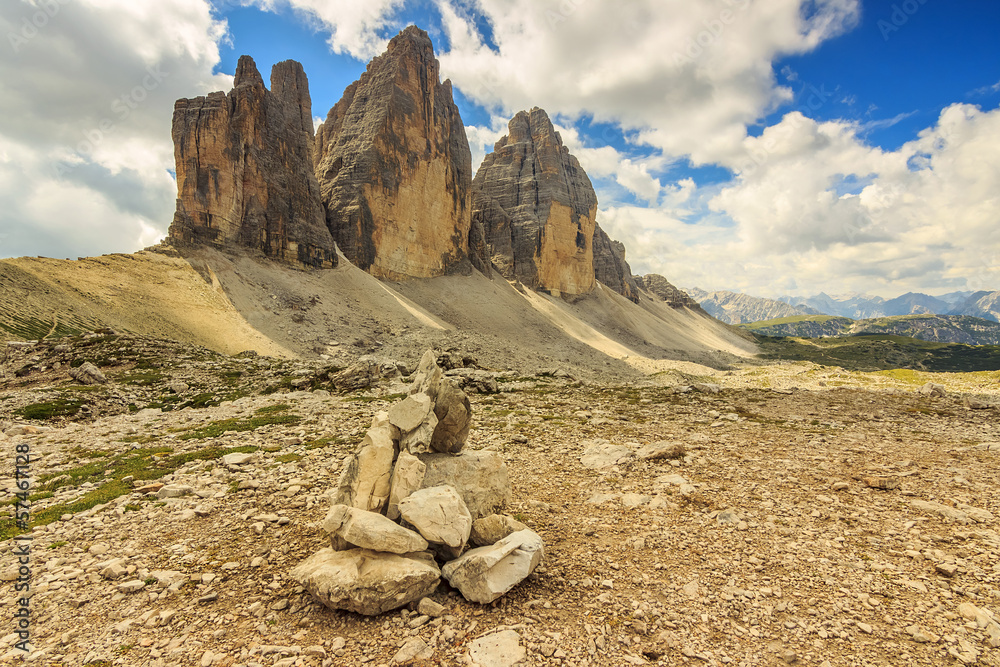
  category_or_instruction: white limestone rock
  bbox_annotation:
[398,485,472,557]
[291,548,440,616]
[322,504,428,554]
[442,529,543,604]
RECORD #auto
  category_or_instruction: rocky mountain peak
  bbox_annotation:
[168,56,335,268]
[313,25,474,280]
[270,59,314,139]
[471,106,638,301]
[233,54,264,88]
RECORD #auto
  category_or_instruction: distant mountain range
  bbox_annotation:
[684,288,1000,325]
[739,314,1000,346]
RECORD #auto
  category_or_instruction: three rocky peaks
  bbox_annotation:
[168,26,653,303]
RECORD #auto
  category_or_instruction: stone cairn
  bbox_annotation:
[292,350,544,615]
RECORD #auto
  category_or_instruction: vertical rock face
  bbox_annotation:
[592,226,640,303]
[471,107,597,297]
[169,57,336,268]
[314,26,474,280]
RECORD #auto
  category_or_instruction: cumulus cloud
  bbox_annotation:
[593,104,1000,297]
[435,0,860,164]
[245,0,406,60]
[0,0,230,258]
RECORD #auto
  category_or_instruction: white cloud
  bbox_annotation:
[436,0,860,164]
[465,115,508,175]
[245,0,406,60]
[0,0,230,258]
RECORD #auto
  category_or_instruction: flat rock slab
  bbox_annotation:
[334,414,399,513]
[322,504,428,554]
[468,630,526,667]
[580,442,634,469]
[221,452,253,466]
[442,529,543,604]
[291,548,440,616]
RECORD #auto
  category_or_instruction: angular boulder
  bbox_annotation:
[408,350,471,454]
[291,548,440,616]
[69,361,107,385]
[333,413,400,513]
[442,529,544,604]
[420,450,511,520]
[322,504,428,554]
[398,485,472,557]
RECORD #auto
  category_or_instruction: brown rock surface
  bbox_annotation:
[313,26,474,280]
[593,224,640,303]
[471,107,597,297]
[169,56,335,268]
[638,273,705,311]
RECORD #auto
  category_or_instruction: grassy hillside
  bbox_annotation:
[756,333,1000,372]
[742,313,1000,345]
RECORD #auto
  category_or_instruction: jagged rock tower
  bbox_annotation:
[313,26,477,280]
[168,57,336,268]
[470,107,639,302]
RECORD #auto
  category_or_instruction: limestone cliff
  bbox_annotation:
[470,108,596,297]
[169,57,335,268]
[314,26,474,280]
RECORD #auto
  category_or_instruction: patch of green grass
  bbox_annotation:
[119,370,164,386]
[62,384,107,393]
[275,453,302,463]
[119,434,157,444]
[72,448,109,459]
[17,397,84,420]
[176,412,300,440]
[344,394,384,403]
[47,540,68,549]
[38,446,174,493]
[179,393,219,410]
[0,441,264,540]
[756,334,1000,373]
[256,404,291,414]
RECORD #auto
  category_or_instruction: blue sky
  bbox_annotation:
[1,0,998,298]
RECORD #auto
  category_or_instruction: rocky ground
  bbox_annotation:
[2,334,1000,666]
